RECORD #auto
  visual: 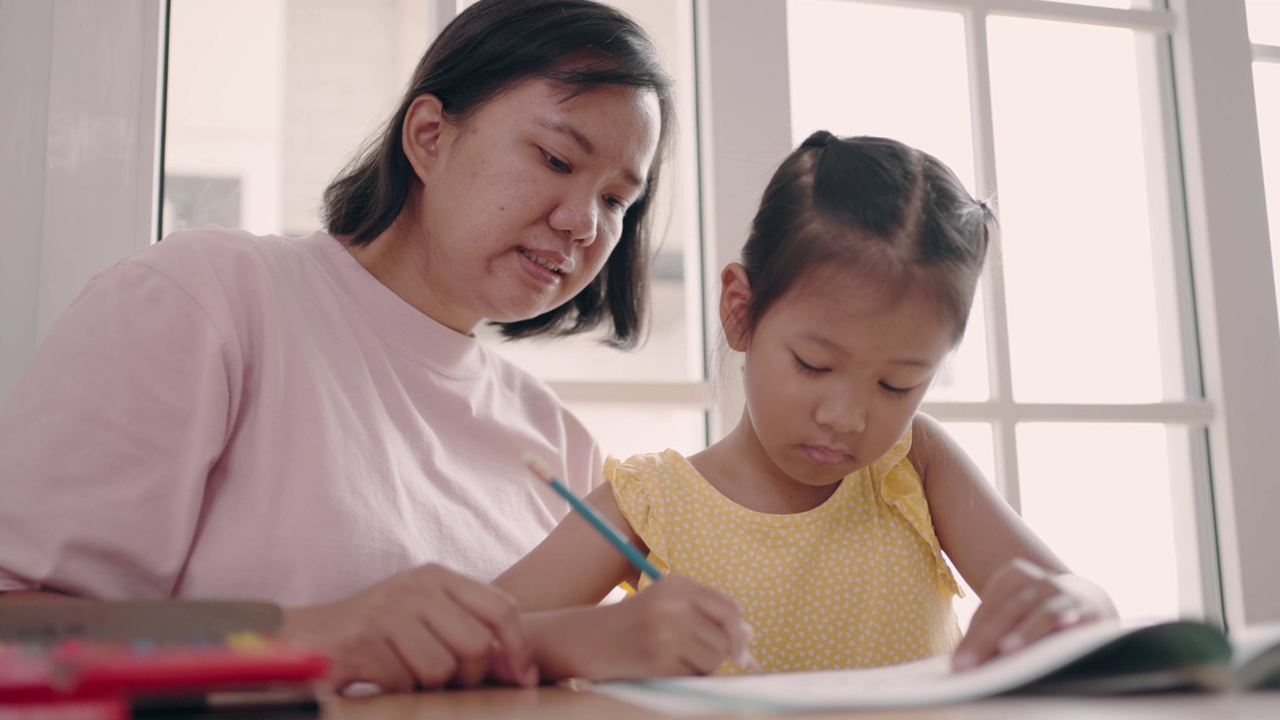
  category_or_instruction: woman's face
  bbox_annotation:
[405,78,661,333]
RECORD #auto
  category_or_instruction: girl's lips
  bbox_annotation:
[802,444,854,466]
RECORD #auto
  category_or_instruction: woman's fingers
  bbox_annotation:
[438,569,538,687]
[383,618,459,690]
[286,563,534,692]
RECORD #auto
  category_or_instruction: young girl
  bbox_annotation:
[497,130,1117,676]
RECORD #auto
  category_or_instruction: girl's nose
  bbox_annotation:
[549,201,599,246]
[814,385,867,434]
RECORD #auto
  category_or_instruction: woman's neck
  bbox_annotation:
[343,221,479,336]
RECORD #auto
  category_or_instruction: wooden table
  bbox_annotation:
[321,685,1280,720]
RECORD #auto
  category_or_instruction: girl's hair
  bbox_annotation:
[738,130,996,345]
[322,0,674,349]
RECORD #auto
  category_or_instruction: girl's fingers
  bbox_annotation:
[954,559,1053,670]
[678,617,734,675]
[1000,593,1091,654]
[679,581,753,668]
[996,594,1070,655]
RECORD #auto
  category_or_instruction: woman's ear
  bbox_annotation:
[719,263,752,352]
[402,94,448,182]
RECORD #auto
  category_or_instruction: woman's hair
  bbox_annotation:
[323,0,674,349]
[736,130,996,346]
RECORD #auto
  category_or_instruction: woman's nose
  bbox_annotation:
[549,201,598,246]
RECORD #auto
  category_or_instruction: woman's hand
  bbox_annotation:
[952,557,1117,671]
[527,574,756,681]
[282,563,537,692]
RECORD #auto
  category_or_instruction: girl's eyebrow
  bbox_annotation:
[797,331,934,368]
[534,117,647,193]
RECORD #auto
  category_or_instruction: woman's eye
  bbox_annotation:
[605,196,628,212]
[880,381,912,396]
[542,149,570,173]
[792,354,826,376]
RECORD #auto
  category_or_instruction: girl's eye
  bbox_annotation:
[793,354,827,376]
[880,381,912,396]
[542,149,571,173]
[605,196,629,212]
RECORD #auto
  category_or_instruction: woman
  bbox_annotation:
[0,0,750,691]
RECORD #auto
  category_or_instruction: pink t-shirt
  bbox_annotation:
[0,228,601,605]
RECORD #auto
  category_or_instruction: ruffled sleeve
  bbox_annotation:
[874,429,963,598]
[606,454,671,579]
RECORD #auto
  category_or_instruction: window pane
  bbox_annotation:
[787,0,989,402]
[989,18,1175,403]
[1017,423,1180,621]
[570,406,706,460]
[1258,63,1280,331]
[476,0,703,384]
[1247,0,1280,46]
[164,0,431,237]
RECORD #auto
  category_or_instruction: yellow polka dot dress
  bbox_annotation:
[608,428,962,674]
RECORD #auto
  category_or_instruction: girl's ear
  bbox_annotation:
[719,263,752,352]
[402,94,449,182]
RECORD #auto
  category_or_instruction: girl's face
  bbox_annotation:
[403,77,661,333]
[727,269,955,491]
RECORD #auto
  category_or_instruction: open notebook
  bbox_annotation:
[591,618,1280,715]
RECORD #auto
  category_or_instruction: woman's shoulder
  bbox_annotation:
[135,227,320,276]
[104,227,342,309]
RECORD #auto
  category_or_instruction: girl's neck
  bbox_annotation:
[689,420,841,515]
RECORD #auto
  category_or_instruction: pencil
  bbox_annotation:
[522,452,664,580]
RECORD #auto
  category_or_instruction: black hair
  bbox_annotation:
[736,130,996,346]
[323,0,674,349]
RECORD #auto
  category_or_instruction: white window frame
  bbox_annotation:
[2,0,1276,630]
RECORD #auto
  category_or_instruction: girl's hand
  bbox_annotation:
[529,574,755,681]
[952,557,1117,671]
[282,563,537,692]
